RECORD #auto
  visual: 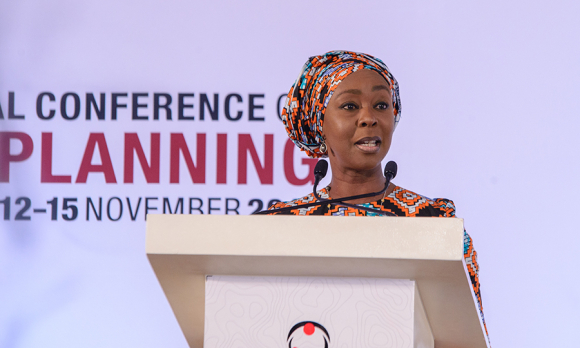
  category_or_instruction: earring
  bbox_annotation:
[320,142,327,153]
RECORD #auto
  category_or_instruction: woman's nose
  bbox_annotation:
[357,107,378,127]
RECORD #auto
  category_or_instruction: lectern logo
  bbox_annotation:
[287,321,330,348]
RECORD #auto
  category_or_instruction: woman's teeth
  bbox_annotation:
[359,140,377,147]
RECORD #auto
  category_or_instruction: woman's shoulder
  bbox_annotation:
[386,185,457,217]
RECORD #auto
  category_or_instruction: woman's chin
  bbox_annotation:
[347,158,386,174]
[330,148,388,174]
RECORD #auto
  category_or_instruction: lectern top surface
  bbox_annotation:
[146,215,464,262]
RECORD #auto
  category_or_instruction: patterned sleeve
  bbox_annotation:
[433,199,489,338]
[268,200,290,210]
[433,200,481,294]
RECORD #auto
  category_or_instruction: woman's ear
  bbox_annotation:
[321,134,335,157]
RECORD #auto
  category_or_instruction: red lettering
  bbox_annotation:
[216,133,227,184]
[41,132,71,183]
[124,133,160,183]
[0,132,33,182]
[76,133,117,183]
[237,134,273,184]
[283,139,316,185]
[169,133,206,183]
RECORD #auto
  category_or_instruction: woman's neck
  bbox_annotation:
[326,166,392,204]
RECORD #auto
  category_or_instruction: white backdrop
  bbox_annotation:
[1,0,579,347]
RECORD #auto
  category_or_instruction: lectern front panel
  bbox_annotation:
[204,275,430,348]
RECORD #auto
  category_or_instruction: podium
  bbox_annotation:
[146,215,489,348]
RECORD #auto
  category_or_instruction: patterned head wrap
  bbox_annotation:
[282,51,401,158]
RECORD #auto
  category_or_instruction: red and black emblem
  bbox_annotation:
[287,321,330,348]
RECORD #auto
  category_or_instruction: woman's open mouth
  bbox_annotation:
[355,137,381,153]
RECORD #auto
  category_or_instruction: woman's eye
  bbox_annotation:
[341,103,358,110]
[376,102,390,110]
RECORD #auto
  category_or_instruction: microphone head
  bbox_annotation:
[384,161,398,179]
[314,160,329,179]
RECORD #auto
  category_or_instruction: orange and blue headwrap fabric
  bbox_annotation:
[282,51,401,158]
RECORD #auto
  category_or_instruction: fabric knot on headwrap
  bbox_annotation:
[282,50,401,158]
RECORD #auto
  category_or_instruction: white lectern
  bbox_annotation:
[146,215,489,348]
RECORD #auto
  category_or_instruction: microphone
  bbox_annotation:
[384,161,397,184]
[312,160,329,199]
[255,160,398,216]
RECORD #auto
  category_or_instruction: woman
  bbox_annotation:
[267,51,488,336]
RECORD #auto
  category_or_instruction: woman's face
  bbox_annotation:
[322,69,395,175]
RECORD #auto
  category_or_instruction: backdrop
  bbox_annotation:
[1,0,579,347]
